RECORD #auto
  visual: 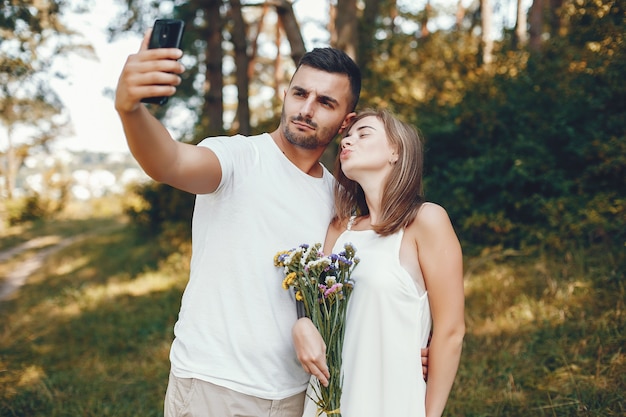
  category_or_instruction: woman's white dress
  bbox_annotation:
[303,227,432,417]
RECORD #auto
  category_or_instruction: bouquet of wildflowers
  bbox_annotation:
[274,242,359,417]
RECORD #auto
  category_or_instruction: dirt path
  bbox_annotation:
[0,235,85,301]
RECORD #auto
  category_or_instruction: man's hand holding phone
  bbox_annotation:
[115,19,185,114]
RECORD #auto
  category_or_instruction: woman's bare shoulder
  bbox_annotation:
[404,202,455,242]
[413,202,450,226]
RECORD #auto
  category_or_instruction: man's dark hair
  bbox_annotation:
[296,48,362,112]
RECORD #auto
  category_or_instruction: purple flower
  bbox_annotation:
[336,255,353,266]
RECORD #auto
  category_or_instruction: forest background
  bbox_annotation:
[1,0,624,416]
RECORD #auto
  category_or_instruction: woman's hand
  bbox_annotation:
[292,318,330,387]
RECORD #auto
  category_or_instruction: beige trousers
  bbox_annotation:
[164,371,306,417]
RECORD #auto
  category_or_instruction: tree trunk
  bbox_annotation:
[274,0,306,65]
[421,1,432,38]
[275,18,284,99]
[230,0,251,135]
[528,0,544,53]
[4,129,16,200]
[333,0,359,62]
[456,0,467,30]
[481,0,494,67]
[248,2,269,79]
[514,0,528,48]
[549,0,565,37]
[201,0,224,138]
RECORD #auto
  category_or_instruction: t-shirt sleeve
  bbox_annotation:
[197,135,260,192]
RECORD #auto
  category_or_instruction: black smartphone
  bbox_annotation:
[141,19,185,105]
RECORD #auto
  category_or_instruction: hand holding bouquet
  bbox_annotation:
[274,242,359,417]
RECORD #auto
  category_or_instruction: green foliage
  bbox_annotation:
[362,0,625,249]
[3,193,67,227]
[124,181,194,236]
[5,195,48,225]
[0,0,92,122]
[0,0,95,200]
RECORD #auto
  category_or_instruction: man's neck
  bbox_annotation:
[269,130,327,177]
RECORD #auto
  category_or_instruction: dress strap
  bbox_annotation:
[347,215,357,231]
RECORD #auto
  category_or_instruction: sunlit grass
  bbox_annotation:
[0,211,623,416]
[447,245,625,416]
[0,213,189,417]
[0,196,127,252]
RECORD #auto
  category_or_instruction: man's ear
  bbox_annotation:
[338,112,357,133]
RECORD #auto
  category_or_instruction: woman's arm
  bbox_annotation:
[413,203,465,417]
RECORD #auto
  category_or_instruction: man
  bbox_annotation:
[115,29,361,417]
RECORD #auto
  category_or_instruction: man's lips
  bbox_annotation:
[292,120,315,131]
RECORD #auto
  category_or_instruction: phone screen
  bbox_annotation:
[148,19,185,49]
[141,19,185,105]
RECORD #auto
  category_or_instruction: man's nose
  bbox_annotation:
[299,96,316,118]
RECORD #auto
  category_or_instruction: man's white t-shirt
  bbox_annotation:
[169,133,335,399]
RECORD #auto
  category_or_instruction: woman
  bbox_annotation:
[299,109,465,417]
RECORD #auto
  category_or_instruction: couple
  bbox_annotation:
[115,29,464,417]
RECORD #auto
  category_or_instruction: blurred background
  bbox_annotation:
[0,0,624,416]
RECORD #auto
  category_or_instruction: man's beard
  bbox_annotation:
[281,111,336,150]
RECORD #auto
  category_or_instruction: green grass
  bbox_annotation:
[0,213,190,417]
[447,246,625,416]
[0,213,624,416]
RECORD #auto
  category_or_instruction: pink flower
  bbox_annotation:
[324,283,343,298]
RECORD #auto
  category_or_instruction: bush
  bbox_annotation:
[124,181,195,236]
[421,27,625,249]
[3,193,66,226]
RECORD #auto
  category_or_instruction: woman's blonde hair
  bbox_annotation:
[333,109,425,236]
